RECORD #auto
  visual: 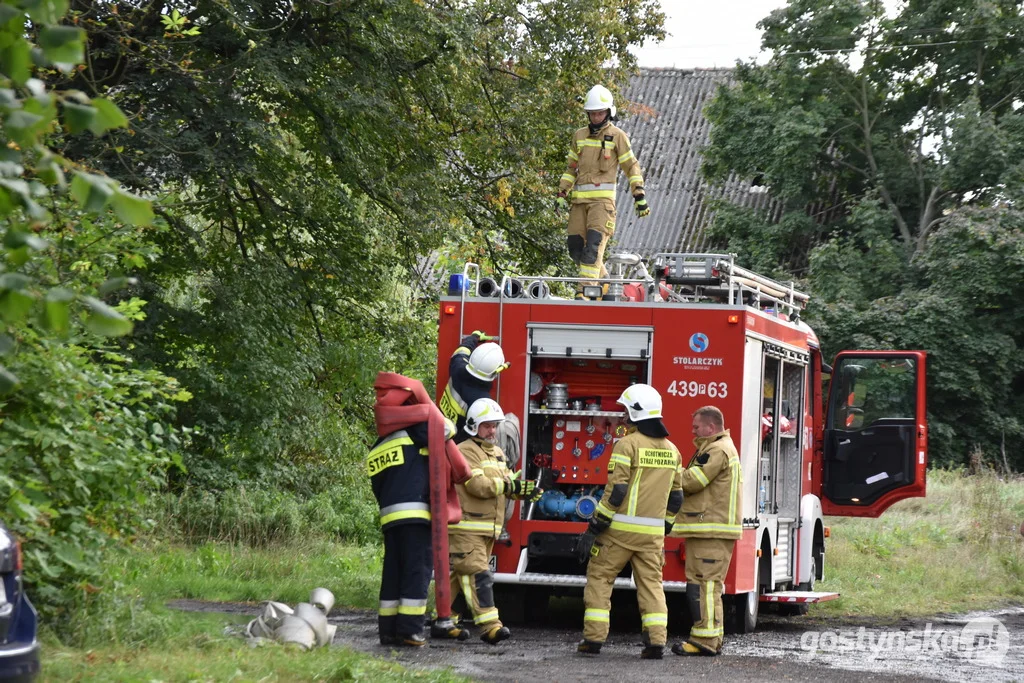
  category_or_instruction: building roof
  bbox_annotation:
[612,68,779,256]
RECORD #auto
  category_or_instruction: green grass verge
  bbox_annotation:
[37,541,461,682]
[815,468,1024,618]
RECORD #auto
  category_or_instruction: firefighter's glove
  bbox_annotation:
[575,530,597,565]
[587,512,611,537]
[633,193,650,218]
[555,191,569,217]
[471,330,495,342]
[507,478,541,502]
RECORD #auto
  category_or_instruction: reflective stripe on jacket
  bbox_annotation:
[672,430,743,539]
[600,431,682,551]
[450,438,509,539]
[440,338,492,443]
[557,122,644,203]
[368,427,431,531]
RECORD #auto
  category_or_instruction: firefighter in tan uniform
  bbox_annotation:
[576,384,683,659]
[671,405,743,657]
[555,84,649,299]
[447,398,541,644]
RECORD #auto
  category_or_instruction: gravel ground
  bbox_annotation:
[170,599,1024,682]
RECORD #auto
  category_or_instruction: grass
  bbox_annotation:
[38,540,470,682]
[815,468,1024,618]
[38,469,1024,679]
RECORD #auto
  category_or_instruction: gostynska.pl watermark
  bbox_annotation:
[799,617,1010,667]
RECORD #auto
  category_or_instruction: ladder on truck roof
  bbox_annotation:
[452,252,810,339]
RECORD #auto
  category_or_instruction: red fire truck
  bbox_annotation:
[436,253,927,632]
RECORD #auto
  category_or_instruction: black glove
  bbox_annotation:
[507,478,541,501]
[575,530,597,564]
[587,513,611,537]
[633,193,650,218]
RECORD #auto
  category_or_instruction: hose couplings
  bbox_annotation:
[526,280,551,299]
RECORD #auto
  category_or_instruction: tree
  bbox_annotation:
[53,0,665,484]
[701,0,1024,468]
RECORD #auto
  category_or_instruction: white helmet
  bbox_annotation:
[467,343,509,381]
[617,384,662,422]
[583,84,616,118]
[464,398,505,436]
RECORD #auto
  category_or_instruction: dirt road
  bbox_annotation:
[171,599,1024,682]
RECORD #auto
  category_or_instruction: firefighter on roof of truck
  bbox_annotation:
[444,398,541,645]
[576,384,683,659]
[555,84,648,300]
[439,330,509,444]
[670,405,743,657]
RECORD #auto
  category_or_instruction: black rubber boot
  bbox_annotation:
[577,639,603,655]
[641,644,664,659]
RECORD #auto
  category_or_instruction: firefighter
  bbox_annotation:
[670,405,743,657]
[446,398,541,644]
[576,384,683,659]
[439,330,509,443]
[370,377,473,647]
[555,84,648,300]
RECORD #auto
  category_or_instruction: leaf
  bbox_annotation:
[0,273,31,290]
[38,26,84,66]
[0,35,31,87]
[0,288,36,323]
[98,276,138,296]
[4,110,44,147]
[3,229,47,251]
[0,333,13,355]
[0,364,17,394]
[89,97,128,135]
[70,172,115,212]
[24,0,69,25]
[111,189,153,226]
[62,102,96,134]
[42,286,73,334]
[82,296,133,337]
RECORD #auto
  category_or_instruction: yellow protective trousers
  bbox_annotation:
[683,537,735,652]
[582,537,668,646]
[449,533,502,630]
[566,202,615,290]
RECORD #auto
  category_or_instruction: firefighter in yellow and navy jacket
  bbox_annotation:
[439,331,509,444]
[448,398,541,644]
[670,405,743,657]
[576,384,683,660]
[555,84,649,299]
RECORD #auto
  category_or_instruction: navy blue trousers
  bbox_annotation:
[378,523,433,638]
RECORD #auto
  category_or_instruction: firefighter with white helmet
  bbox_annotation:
[670,405,743,657]
[443,398,542,644]
[556,84,649,300]
[576,384,683,659]
[439,331,509,443]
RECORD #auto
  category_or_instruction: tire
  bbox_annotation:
[780,556,815,616]
[728,559,759,634]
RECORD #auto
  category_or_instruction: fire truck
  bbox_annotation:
[436,253,927,633]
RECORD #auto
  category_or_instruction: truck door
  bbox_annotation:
[821,351,927,517]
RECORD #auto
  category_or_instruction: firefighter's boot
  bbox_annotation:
[430,618,469,641]
[480,624,510,645]
[399,633,427,647]
[671,640,718,657]
[641,644,664,659]
[577,639,603,655]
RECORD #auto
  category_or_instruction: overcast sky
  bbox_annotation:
[630,2,787,69]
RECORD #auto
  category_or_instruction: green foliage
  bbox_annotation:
[0,326,188,617]
[703,0,1024,468]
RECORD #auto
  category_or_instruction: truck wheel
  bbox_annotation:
[728,562,758,634]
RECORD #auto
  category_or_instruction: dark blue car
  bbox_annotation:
[0,524,38,682]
